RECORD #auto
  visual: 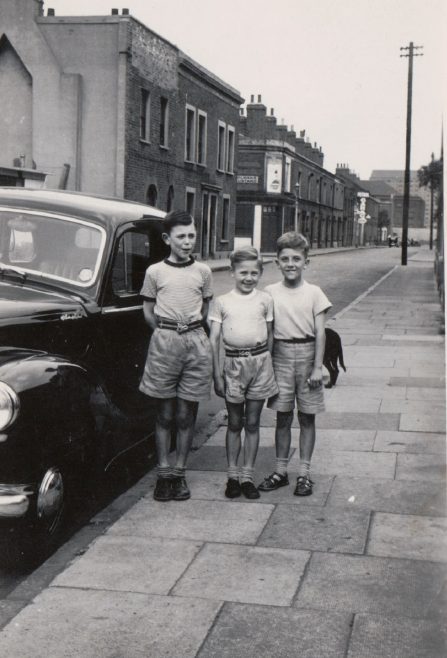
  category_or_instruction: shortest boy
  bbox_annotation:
[258,232,331,496]
[209,247,278,499]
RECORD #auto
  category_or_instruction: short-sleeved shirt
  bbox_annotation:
[140,257,213,322]
[265,280,331,340]
[208,289,273,348]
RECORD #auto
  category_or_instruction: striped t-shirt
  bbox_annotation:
[140,257,213,322]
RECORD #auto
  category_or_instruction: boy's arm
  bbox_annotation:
[308,311,326,389]
[209,320,225,397]
[201,298,211,323]
[142,300,158,331]
[266,321,274,353]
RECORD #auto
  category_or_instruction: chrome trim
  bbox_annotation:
[37,468,64,524]
[0,381,20,430]
[0,484,34,518]
[102,305,143,314]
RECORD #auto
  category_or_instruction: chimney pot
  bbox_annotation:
[257,94,262,102]
[111,8,119,15]
[239,108,244,115]
[122,8,129,14]
[47,8,55,16]
[270,108,274,116]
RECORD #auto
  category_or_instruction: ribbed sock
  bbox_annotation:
[275,458,289,476]
[240,466,254,483]
[157,465,172,479]
[227,466,239,481]
[298,460,311,478]
[172,466,186,479]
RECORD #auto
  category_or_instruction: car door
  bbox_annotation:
[95,221,167,415]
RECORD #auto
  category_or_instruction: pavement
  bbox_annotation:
[0,248,446,657]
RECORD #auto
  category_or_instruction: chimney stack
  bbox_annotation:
[111,8,119,15]
[47,8,55,16]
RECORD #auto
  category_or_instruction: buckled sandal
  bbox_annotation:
[294,476,314,496]
[258,472,289,491]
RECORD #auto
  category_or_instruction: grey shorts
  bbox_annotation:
[223,350,279,404]
[267,341,325,414]
[139,327,212,401]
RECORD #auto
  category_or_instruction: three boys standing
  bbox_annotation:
[140,210,331,501]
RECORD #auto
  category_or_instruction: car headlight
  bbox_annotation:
[0,382,20,431]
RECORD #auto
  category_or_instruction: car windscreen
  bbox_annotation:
[0,208,106,288]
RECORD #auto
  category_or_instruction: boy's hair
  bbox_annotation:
[276,231,310,257]
[163,209,195,234]
[230,246,263,272]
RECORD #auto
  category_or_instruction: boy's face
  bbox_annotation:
[232,259,261,295]
[276,248,309,285]
[163,222,197,262]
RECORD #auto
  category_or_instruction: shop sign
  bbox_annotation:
[266,156,282,194]
[237,175,259,184]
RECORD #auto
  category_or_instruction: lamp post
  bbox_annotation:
[294,182,300,232]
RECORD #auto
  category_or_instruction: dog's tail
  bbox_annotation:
[339,344,347,372]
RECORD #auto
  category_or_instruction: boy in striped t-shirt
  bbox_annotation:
[139,210,213,502]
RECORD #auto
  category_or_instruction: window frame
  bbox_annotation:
[197,110,208,166]
[185,187,196,217]
[139,88,151,143]
[159,96,169,149]
[221,195,230,242]
[185,104,196,163]
[226,125,235,174]
[217,120,226,172]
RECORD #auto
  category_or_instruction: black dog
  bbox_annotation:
[323,327,346,388]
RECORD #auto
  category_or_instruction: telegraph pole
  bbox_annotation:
[400,42,423,265]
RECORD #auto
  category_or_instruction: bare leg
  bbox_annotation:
[243,399,264,469]
[225,401,244,471]
[275,410,294,459]
[155,398,176,468]
[174,399,199,469]
[297,411,316,467]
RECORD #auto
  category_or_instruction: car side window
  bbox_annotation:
[112,231,151,296]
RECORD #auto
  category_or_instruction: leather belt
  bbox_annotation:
[225,343,268,357]
[276,336,315,343]
[157,318,203,334]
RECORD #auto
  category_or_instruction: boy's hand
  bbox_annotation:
[307,367,323,389]
[214,375,226,398]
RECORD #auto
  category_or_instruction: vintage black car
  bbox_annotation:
[0,187,169,557]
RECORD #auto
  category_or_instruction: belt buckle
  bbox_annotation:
[239,350,250,357]
[176,322,189,334]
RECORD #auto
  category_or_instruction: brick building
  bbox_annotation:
[370,170,431,228]
[0,0,243,258]
[335,166,381,245]
[236,98,353,253]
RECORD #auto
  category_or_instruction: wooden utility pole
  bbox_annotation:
[400,42,423,265]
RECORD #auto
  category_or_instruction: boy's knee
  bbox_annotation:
[245,420,260,434]
[276,411,293,429]
[228,418,244,433]
[157,411,174,430]
[297,411,315,427]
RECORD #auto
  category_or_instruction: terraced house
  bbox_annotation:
[0,0,243,258]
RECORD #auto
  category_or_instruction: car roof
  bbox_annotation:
[0,188,166,228]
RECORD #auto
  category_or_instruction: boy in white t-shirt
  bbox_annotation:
[258,232,332,497]
[209,247,278,499]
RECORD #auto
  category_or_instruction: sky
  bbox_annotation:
[52,0,445,179]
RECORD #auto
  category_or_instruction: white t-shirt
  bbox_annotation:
[140,258,213,322]
[265,280,331,340]
[209,289,274,348]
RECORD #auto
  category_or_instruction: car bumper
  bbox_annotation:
[0,484,34,518]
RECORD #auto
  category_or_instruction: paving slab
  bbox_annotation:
[326,385,406,400]
[289,450,396,479]
[326,476,446,516]
[339,366,410,379]
[406,387,446,400]
[380,399,446,415]
[390,376,445,388]
[383,333,444,342]
[374,430,446,454]
[295,552,446,617]
[348,614,447,658]
[258,504,370,554]
[367,512,447,562]
[399,413,446,434]
[0,589,221,658]
[106,498,274,545]
[317,413,400,430]
[52,535,203,595]
[198,602,352,658]
[187,445,295,474]
[0,600,26,632]
[396,453,446,481]
[173,542,309,606]
[325,397,381,413]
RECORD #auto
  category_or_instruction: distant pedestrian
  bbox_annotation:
[209,247,278,499]
[258,232,332,496]
[139,210,213,502]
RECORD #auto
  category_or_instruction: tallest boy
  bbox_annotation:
[139,210,213,502]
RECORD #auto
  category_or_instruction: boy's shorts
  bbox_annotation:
[140,327,212,401]
[267,341,325,414]
[223,350,279,404]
